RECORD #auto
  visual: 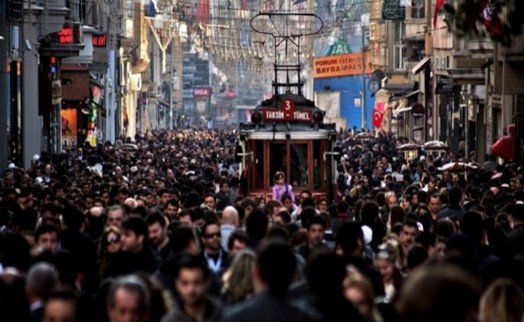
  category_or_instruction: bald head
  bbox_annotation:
[221,206,239,227]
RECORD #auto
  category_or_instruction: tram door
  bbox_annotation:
[265,140,327,196]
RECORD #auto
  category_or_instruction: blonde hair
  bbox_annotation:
[479,278,524,322]
[344,271,383,322]
[222,249,256,304]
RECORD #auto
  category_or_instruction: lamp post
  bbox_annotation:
[361,15,369,129]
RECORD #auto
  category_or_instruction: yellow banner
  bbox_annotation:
[313,53,373,78]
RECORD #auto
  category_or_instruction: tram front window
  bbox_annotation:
[290,144,308,187]
[270,143,287,186]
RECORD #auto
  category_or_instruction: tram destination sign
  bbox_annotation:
[260,110,312,122]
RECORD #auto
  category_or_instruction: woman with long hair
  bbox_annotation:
[373,242,403,303]
[479,278,524,322]
[221,249,256,305]
[98,226,121,279]
[344,270,383,322]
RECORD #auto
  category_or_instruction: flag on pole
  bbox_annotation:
[433,0,446,28]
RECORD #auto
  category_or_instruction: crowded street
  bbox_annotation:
[2,0,524,321]
[0,126,523,322]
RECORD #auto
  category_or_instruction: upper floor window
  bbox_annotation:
[393,21,406,70]
[411,0,425,19]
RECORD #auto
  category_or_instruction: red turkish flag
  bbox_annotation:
[372,102,385,128]
[433,0,446,28]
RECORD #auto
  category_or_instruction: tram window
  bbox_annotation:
[269,143,287,186]
[253,140,264,189]
[313,141,321,189]
[290,144,308,187]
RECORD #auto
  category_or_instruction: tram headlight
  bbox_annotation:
[251,111,263,124]
[312,110,324,123]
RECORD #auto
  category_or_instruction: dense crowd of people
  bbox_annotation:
[0,127,524,322]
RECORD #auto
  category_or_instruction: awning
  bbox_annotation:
[412,56,431,75]
[403,89,420,99]
[394,105,412,118]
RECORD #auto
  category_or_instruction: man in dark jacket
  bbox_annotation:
[104,216,159,278]
[222,240,315,322]
[296,215,328,262]
[161,254,223,322]
[298,251,366,322]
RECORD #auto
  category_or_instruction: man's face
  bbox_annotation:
[230,238,246,256]
[108,288,146,322]
[202,224,221,252]
[43,299,76,322]
[148,222,166,247]
[165,204,178,219]
[220,184,229,193]
[117,193,128,205]
[160,193,171,206]
[283,198,293,210]
[387,195,397,209]
[120,230,143,253]
[107,210,124,228]
[399,225,418,249]
[176,268,208,307]
[428,197,441,214]
[204,196,216,210]
[307,224,325,246]
[55,188,66,198]
[37,232,59,253]
[145,194,156,208]
[179,214,192,226]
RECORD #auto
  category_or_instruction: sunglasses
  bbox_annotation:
[107,236,120,245]
[204,232,221,239]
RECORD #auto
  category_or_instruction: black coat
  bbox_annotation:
[221,292,316,322]
[104,247,159,278]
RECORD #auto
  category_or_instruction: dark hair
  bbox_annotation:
[460,211,484,243]
[449,187,463,205]
[266,224,290,243]
[256,240,296,298]
[306,250,346,295]
[335,222,363,256]
[227,230,249,251]
[170,226,198,254]
[174,254,211,281]
[360,201,380,225]
[189,207,205,223]
[306,214,326,230]
[121,216,148,240]
[406,244,428,270]
[200,221,220,236]
[300,206,317,228]
[246,209,268,241]
[301,197,315,209]
[146,212,166,228]
[166,199,179,208]
[62,206,85,232]
[415,232,437,251]
[35,223,60,243]
[276,210,291,224]
[402,219,419,231]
